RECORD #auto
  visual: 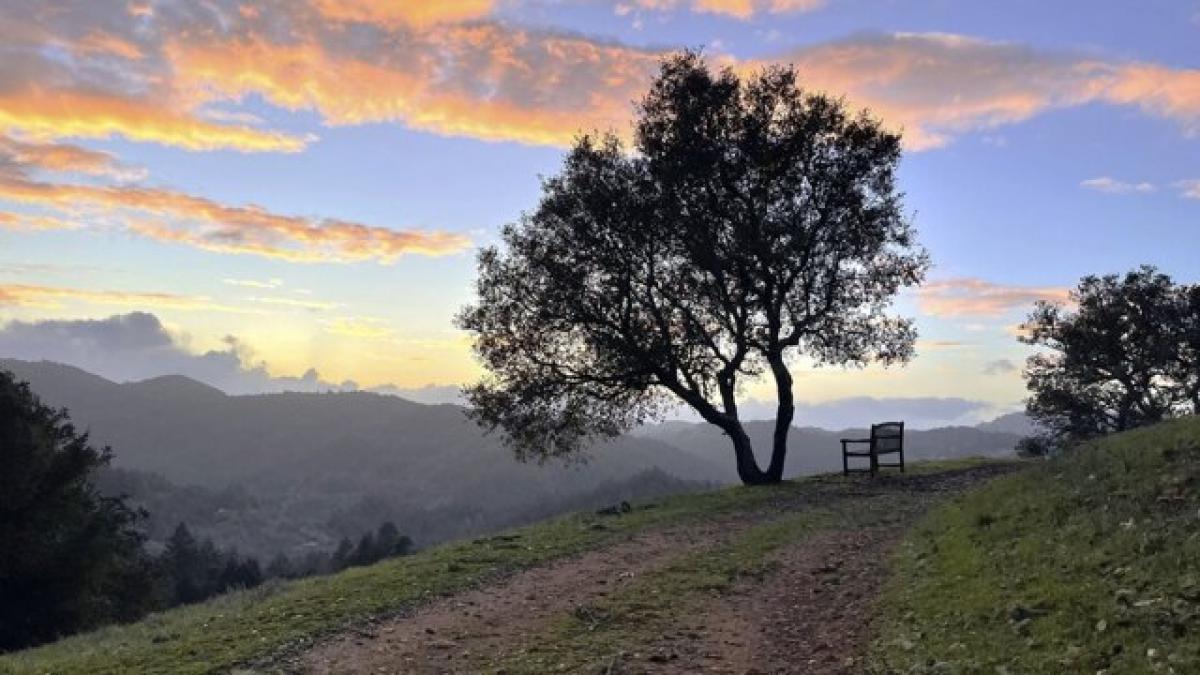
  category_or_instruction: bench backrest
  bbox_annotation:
[871,421,904,452]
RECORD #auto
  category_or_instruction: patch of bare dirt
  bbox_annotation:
[635,526,904,674]
[297,515,748,674]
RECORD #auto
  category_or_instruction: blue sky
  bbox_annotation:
[0,0,1197,425]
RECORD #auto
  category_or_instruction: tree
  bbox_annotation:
[265,552,294,579]
[0,371,152,650]
[1172,283,1200,411]
[330,536,354,571]
[162,522,204,605]
[458,52,928,485]
[349,532,377,567]
[375,521,413,557]
[1021,266,1199,442]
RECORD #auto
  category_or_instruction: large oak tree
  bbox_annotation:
[1021,266,1200,443]
[459,53,928,485]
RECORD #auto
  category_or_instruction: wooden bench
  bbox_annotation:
[841,422,905,475]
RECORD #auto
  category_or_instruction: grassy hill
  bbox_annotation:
[871,416,1200,673]
[6,414,1194,673]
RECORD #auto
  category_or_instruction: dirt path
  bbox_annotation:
[299,514,755,674]
[293,465,1017,674]
[632,526,905,674]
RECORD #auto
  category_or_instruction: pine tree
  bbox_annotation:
[0,371,152,650]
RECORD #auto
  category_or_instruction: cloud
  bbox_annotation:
[163,25,662,148]
[0,135,145,181]
[311,0,496,27]
[0,10,309,153]
[763,33,1200,150]
[917,339,971,351]
[919,278,1072,317]
[223,277,283,289]
[0,170,472,263]
[981,358,1017,376]
[0,283,244,312]
[0,211,82,231]
[1176,179,1200,200]
[5,4,1200,154]
[624,0,826,19]
[1080,177,1156,194]
[0,311,453,399]
[247,296,339,311]
[0,84,310,153]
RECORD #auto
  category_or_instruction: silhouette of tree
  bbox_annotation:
[1174,284,1200,411]
[0,371,152,650]
[1021,266,1199,442]
[459,52,927,484]
[265,553,294,579]
[218,554,262,591]
[375,521,413,557]
[331,536,354,571]
[350,532,377,567]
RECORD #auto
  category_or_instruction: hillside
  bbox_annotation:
[0,359,727,558]
[871,416,1200,672]
[0,460,1018,674]
[4,417,1195,672]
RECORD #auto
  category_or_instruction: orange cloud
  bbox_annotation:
[71,30,144,60]
[693,0,825,18]
[0,210,80,231]
[6,5,1200,157]
[0,283,243,312]
[166,29,660,147]
[1,135,145,180]
[0,89,310,153]
[919,278,1072,317]
[311,0,495,27]
[626,0,825,19]
[751,33,1200,150]
[165,25,1200,153]
[0,173,471,263]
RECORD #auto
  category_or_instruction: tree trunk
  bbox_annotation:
[726,421,776,485]
[765,350,793,482]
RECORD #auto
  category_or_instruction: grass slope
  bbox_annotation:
[871,416,1200,673]
[0,475,825,675]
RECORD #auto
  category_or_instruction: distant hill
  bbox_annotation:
[975,411,1037,436]
[0,359,726,558]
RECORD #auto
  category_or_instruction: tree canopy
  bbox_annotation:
[1021,265,1200,444]
[459,52,928,485]
[0,370,153,650]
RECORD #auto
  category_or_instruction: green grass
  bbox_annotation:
[870,416,1200,674]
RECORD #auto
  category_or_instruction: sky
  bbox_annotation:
[1,0,1198,426]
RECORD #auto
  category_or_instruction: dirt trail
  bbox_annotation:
[299,514,754,674]
[294,465,1016,674]
[633,526,905,674]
